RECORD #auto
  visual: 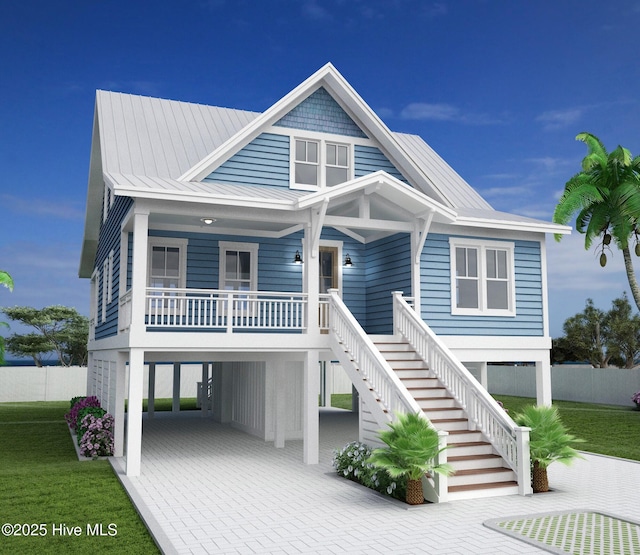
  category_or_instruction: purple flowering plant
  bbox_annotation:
[65,396,101,430]
[632,390,640,407]
[79,413,114,458]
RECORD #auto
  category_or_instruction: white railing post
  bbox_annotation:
[391,291,404,335]
[516,426,532,495]
[226,291,233,333]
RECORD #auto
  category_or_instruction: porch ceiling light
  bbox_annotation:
[344,253,353,267]
[293,250,303,264]
[200,217,216,225]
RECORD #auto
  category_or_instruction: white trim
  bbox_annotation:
[449,237,516,317]
[219,241,259,291]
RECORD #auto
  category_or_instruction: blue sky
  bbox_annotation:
[1,0,640,339]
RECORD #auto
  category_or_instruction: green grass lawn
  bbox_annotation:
[0,401,159,555]
[495,395,640,462]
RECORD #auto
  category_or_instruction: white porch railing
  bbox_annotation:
[392,292,532,496]
[115,288,331,333]
[327,289,449,502]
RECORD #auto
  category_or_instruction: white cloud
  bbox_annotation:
[400,102,506,125]
[536,108,583,130]
[1,194,84,221]
[479,185,529,197]
[301,0,331,20]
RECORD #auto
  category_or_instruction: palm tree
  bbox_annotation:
[367,411,454,505]
[553,132,640,310]
[513,405,583,493]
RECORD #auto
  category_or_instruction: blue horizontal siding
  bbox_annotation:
[354,145,408,183]
[95,196,133,340]
[204,133,290,188]
[365,233,411,334]
[420,233,544,336]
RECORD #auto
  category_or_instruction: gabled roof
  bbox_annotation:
[81,64,571,277]
[178,63,472,209]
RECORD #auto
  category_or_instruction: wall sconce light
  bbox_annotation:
[200,217,217,225]
[293,250,303,264]
[344,253,353,267]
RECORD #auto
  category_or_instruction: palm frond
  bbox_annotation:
[0,271,13,292]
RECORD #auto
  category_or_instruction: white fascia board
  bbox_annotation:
[453,215,572,235]
[441,335,552,362]
[79,108,105,278]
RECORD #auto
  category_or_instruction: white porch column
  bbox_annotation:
[272,360,286,449]
[303,350,320,464]
[113,351,127,457]
[303,219,320,334]
[201,362,210,416]
[478,362,488,390]
[129,210,149,344]
[126,348,145,476]
[535,358,552,406]
[172,362,181,412]
[147,362,155,418]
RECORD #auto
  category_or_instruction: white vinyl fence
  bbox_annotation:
[468,364,640,407]
[0,363,353,403]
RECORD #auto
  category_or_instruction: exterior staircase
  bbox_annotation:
[372,335,520,501]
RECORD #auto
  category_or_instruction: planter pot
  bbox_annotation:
[406,479,424,505]
[532,460,549,493]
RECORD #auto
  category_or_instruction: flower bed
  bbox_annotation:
[64,396,114,459]
[332,441,406,502]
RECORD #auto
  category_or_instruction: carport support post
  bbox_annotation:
[126,348,144,476]
[272,360,286,449]
[113,351,127,457]
[303,349,319,464]
[478,362,488,390]
[536,358,552,406]
[201,362,210,416]
[148,362,156,418]
[172,363,181,412]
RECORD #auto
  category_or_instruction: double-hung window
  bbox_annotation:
[450,238,515,316]
[293,137,351,189]
[148,238,188,311]
[219,242,258,292]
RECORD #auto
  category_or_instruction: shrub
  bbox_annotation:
[332,441,406,501]
[65,396,100,430]
[79,413,114,459]
[632,390,640,408]
[76,406,107,443]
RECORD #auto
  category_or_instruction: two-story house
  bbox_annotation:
[79,63,569,502]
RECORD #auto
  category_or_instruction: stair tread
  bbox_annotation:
[453,467,513,476]
[448,481,518,493]
[448,453,502,462]
[449,440,491,447]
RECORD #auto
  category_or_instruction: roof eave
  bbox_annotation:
[453,215,572,235]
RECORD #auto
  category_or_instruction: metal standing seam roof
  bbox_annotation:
[94,91,496,211]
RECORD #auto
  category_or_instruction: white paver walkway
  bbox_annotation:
[111,409,640,555]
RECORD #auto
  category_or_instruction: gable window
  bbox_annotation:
[292,136,351,189]
[219,241,258,291]
[449,238,515,316]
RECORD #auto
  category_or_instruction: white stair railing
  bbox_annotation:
[328,289,449,502]
[392,292,532,496]
[196,376,214,410]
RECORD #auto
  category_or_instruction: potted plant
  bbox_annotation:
[367,411,454,505]
[514,405,584,493]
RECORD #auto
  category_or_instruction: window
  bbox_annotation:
[449,238,515,316]
[292,137,351,189]
[147,238,188,309]
[101,252,114,323]
[219,242,258,291]
[295,139,319,186]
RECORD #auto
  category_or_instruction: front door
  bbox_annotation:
[319,246,339,332]
[319,246,338,294]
